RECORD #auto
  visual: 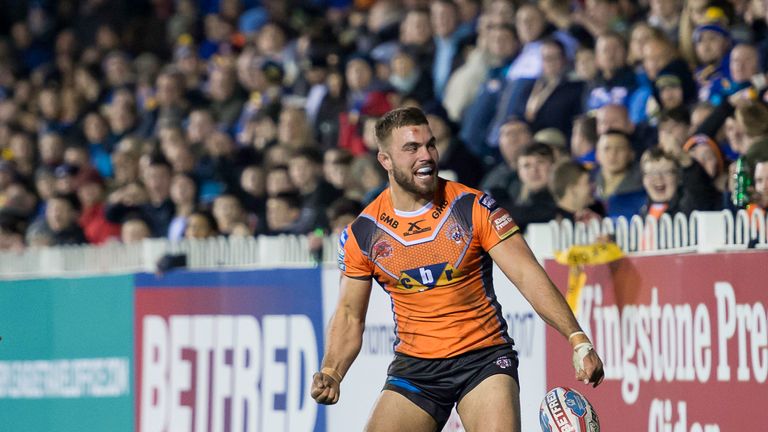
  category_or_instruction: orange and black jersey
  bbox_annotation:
[338,179,520,358]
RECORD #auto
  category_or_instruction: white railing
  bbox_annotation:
[527,209,768,259]
[1,210,766,278]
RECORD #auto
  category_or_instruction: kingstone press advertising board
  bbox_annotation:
[545,251,768,431]
[134,269,325,432]
[0,275,135,432]
[322,265,546,432]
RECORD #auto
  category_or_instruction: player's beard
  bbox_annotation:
[391,163,438,197]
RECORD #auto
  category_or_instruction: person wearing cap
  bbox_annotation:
[693,20,732,102]
[533,128,569,163]
[656,74,685,111]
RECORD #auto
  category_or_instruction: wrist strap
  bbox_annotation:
[568,331,585,342]
[321,367,343,383]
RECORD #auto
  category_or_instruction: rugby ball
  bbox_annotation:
[539,386,599,432]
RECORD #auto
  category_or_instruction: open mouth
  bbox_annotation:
[414,166,435,179]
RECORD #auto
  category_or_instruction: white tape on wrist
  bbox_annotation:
[572,342,594,371]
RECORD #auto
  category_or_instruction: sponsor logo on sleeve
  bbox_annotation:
[479,193,498,211]
[489,208,518,239]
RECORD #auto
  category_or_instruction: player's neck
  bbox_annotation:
[388,182,434,213]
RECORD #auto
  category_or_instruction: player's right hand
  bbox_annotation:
[311,371,340,404]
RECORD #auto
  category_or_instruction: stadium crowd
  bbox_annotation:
[1,0,768,252]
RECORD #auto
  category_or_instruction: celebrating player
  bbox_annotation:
[311,107,604,431]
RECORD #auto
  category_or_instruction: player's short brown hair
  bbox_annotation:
[375,107,429,149]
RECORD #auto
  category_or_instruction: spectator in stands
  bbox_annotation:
[326,197,363,237]
[571,115,598,169]
[212,193,249,236]
[751,158,768,211]
[387,47,435,107]
[0,211,26,251]
[550,160,604,223]
[185,209,218,239]
[265,192,303,235]
[594,130,646,218]
[655,75,686,111]
[288,148,343,232]
[639,146,721,219]
[444,19,519,122]
[349,153,387,205]
[499,142,558,232]
[683,134,728,192]
[426,105,483,187]
[648,0,682,43]
[111,149,140,190]
[277,106,314,151]
[106,157,174,237]
[167,174,198,241]
[41,194,86,246]
[735,101,768,168]
[399,7,435,69]
[82,112,114,178]
[709,43,759,106]
[481,118,532,200]
[186,108,216,149]
[657,108,692,158]
[323,148,354,193]
[596,103,655,157]
[207,63,245,130]
[495,39,584,141]
[630,35,696,124]
[587,31,638,110]
[38,132,65,169]
[121,216,152,244]
[430,0,470,101]
[693,21,732,102]
[337,53,393,155]
[8,130,36,183]
[76,171,120,244]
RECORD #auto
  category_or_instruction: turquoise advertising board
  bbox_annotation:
[0,275,134,432]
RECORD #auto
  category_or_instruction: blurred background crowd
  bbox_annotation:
[1,0,768,252]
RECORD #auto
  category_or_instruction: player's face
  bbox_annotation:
[380,124,439,198]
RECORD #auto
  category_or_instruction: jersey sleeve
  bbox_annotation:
[473,192,520,251]
[337,224,374,279]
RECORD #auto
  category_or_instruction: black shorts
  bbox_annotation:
[382,344,519,428]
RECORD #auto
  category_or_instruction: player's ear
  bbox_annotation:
[377,150,392,172]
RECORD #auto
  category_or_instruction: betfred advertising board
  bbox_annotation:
[545,251,768,431]
[135,269,325,432]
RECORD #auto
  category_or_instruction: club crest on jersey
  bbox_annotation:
[372,239,393,259]
[397,262,461,291]
[445,223,467,244]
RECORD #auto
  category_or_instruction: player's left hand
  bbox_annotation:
[573,344,604,388]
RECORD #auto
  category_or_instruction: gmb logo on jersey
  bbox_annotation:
[396,262,463,291]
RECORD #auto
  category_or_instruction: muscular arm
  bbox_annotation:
[311,275,373,404]
[489,233,604,386]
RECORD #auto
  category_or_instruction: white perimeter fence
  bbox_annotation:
[1,209,766,278]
